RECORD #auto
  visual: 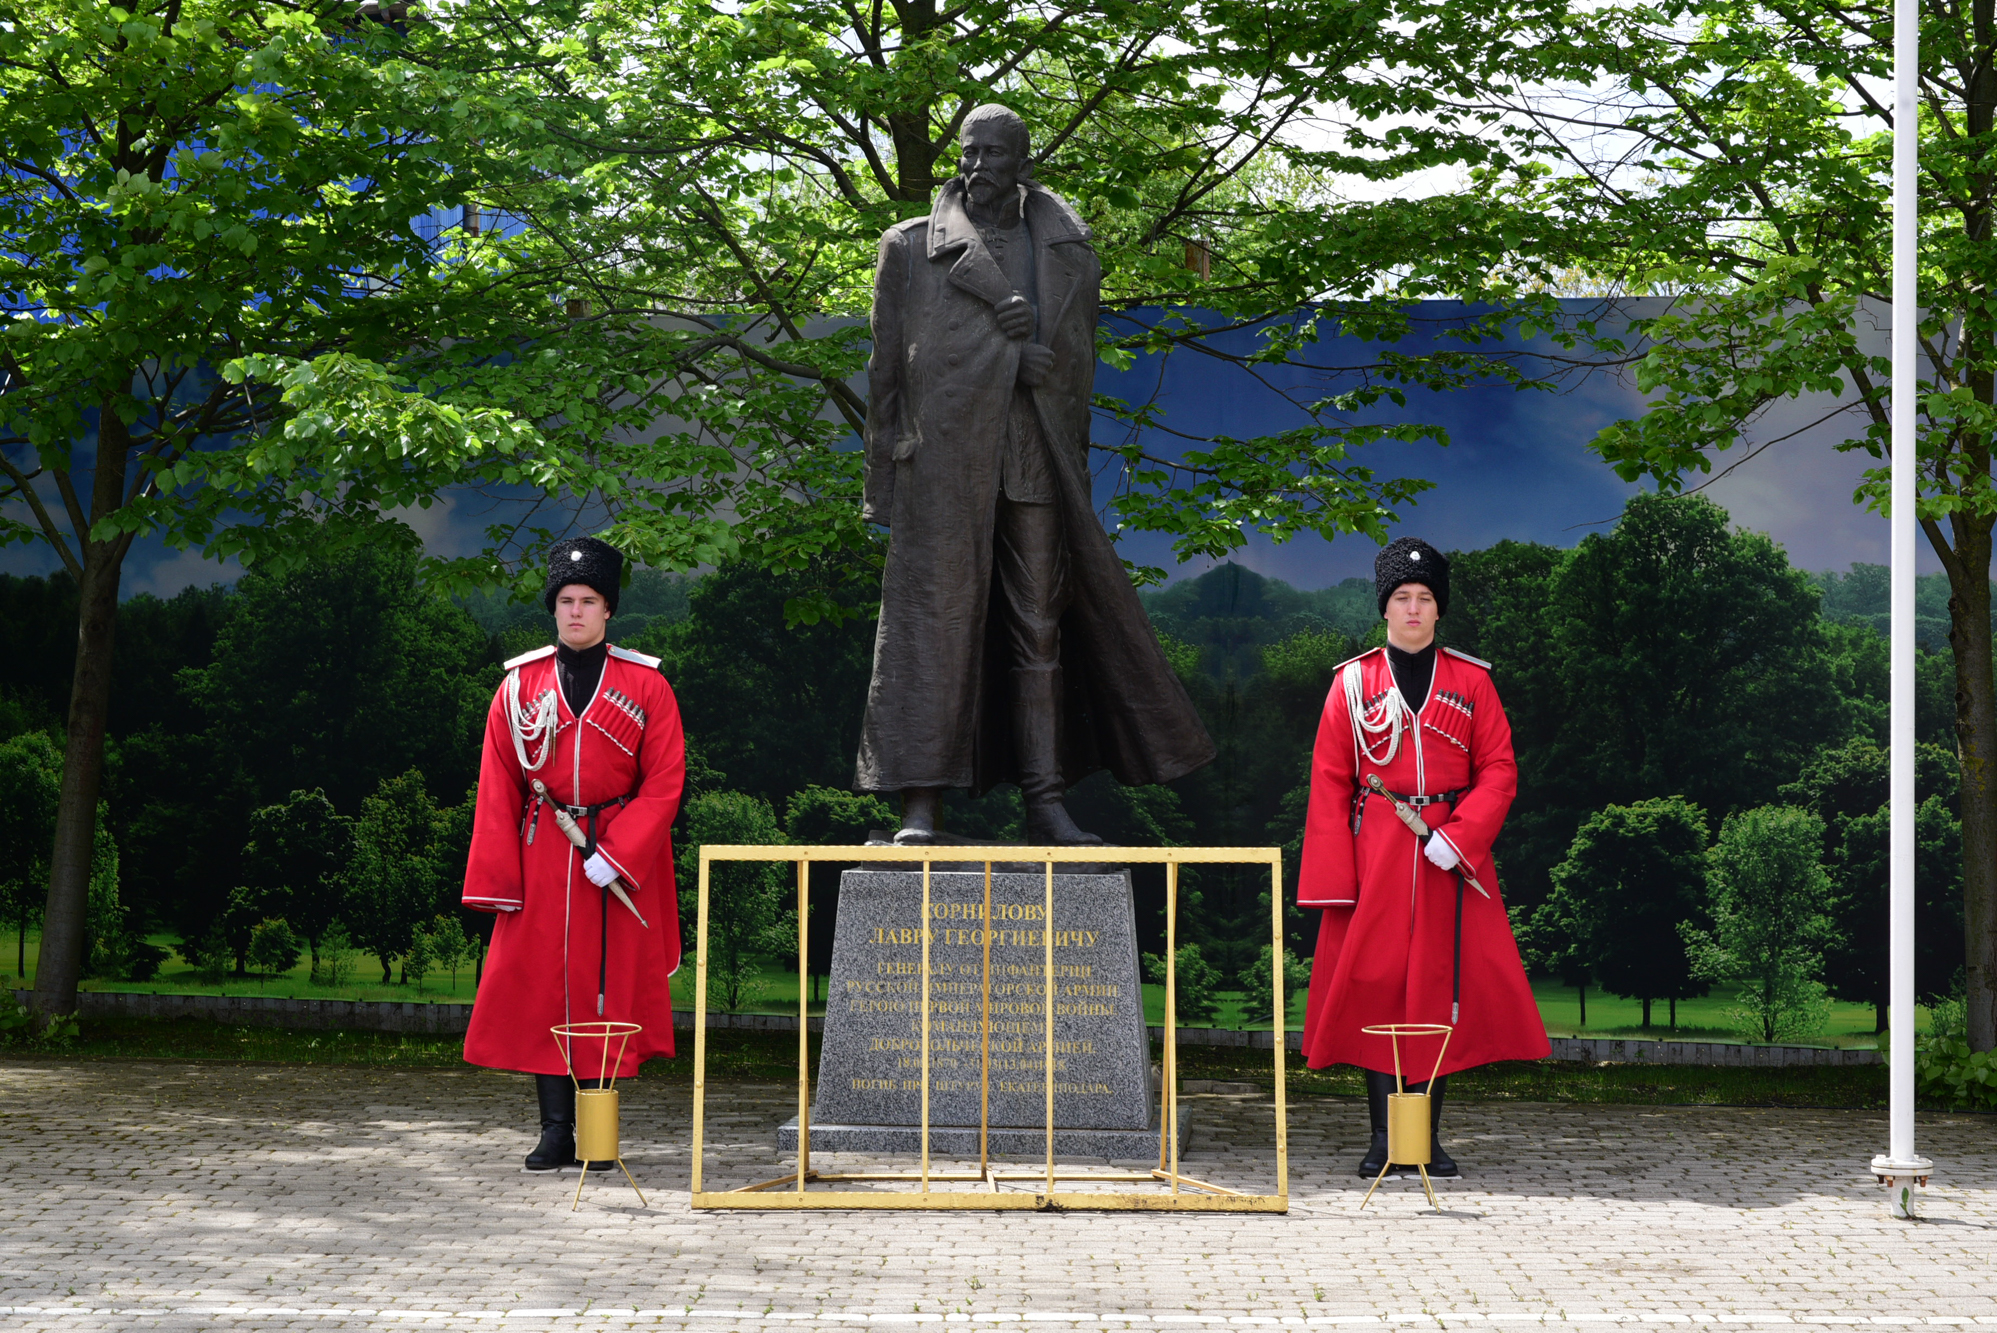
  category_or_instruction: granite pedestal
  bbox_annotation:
[778,867,1182,1161]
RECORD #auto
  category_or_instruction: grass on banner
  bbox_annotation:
[8,935,1911,1049]
[2,1014,1918,1110]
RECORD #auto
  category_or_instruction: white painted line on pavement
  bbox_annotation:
[0,1307,1987,1326]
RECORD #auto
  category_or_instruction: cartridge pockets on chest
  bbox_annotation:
[587,687,647,757]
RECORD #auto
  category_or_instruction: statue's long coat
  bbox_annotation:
[1296,646,1548,1078]
[856,178,1213,793]
[460,643,684,1078]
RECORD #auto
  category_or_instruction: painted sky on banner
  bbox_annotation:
[2,298,1904,598]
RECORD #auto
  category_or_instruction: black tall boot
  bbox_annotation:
[1404,1076,1458,1178]
[524,1073,578,1172]
[1356,1069,1394,1178]
[1014,666,1103,846]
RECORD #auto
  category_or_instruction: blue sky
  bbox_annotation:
[2,298,1908,599]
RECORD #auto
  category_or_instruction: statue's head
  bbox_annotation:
[958,104,1030,211]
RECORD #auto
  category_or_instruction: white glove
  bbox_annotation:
[582,852,618,887]
[1422,832,1460,873]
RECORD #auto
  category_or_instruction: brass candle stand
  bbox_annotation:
[550,1021,648,1211]
[1357,1022,1453,1211]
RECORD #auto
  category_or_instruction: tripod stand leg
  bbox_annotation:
[572,1160,590,1212]
[1418,1164,1438,1210]
[1359,1161,1394,1209]
[616,1157,648,1207]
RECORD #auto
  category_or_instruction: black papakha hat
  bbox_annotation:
[543,536,623,615]
[1374,536,1450,616]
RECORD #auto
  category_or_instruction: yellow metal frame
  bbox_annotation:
[689,844,1289,1212]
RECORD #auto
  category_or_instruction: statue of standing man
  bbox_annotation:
[855,104,1213,845]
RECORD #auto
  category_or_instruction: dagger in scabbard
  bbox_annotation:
[530,779,650,928]
[1364,773,1489,899]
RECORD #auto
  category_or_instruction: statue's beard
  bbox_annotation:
[963,173,1014,207]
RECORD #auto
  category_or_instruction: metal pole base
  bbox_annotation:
[1870,1155,1934,1219]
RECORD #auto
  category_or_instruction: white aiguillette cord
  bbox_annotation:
[506,667,557,773]
[1342,657,1410,764]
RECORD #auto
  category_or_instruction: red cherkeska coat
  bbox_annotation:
[461,643,685,1079]
[1297,645,1548,1079]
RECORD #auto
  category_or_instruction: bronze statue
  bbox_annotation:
[854,104,1214,845]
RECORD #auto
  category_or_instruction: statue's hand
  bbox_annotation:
[994,294,1034,340]
[1017,343,1054,387]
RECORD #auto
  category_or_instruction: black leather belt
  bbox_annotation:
[522,791,633,846]
[1351,784,1467,834]
[1374,786,1467,808]
[559,795,630,819]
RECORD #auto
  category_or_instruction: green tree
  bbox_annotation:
[1543,798,1711,1030]
[678,791,790,1014]
[1237,943,1310,1026]
[1781,739,1965,1030]
[216,884,273,978]
[1544,495,1846,824]
[1438,541,1566,914]
[188,551,496,813]
[1520,888,1598,1029]
[346,772,442,985]
[1142,943,1222,1027]
[1155,570,1354,975]
[240,789,353,975]
[0,0,631,1021]
[402,925,434,995]
[425,914,473,997]
[311,923,359,990]
[81,812,140,980]
[246,918,302,988]
[1430,0,1997,1049]
[463,0,1555,608]
[643,561,876,810]
[784,785,896,988]
[0,731,60,978]
[1686,807,1836,1043]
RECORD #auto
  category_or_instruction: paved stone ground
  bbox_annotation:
[1,1059,1992,1332]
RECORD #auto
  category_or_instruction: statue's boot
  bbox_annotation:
[524,1073,579,1172]
[1356,1068,1393,1178]
[893,788,943,845]
[1014,666,1103,845]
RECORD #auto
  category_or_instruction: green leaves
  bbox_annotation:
[1914,1038,1997,1111]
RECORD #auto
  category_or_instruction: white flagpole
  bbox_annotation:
[1871,0,1933,1219]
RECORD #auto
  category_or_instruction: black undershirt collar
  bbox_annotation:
[555,639,609,717]
[1386,640,1436,713]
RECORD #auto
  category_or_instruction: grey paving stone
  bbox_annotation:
[0,1059,1990,1333]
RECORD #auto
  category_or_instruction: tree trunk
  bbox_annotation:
[32,528,125,1021]
[1876,997,1888,1035]
[1669,996,1676,1029]
[885,0,942,204]
[1945,519,1997,1051]
[1578,983,1586,1028]
[1641,996,1652,1029]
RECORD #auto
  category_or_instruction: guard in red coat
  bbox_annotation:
[1297,537,1547,1179]
[461,536,686,1172]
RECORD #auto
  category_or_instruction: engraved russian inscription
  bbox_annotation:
[809,869,1150,1132]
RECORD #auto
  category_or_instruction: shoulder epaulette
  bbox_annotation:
[608,644,663,669]
[502,644,556,671]
[1443,646,1493,670]
[1332,645,1384,673]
